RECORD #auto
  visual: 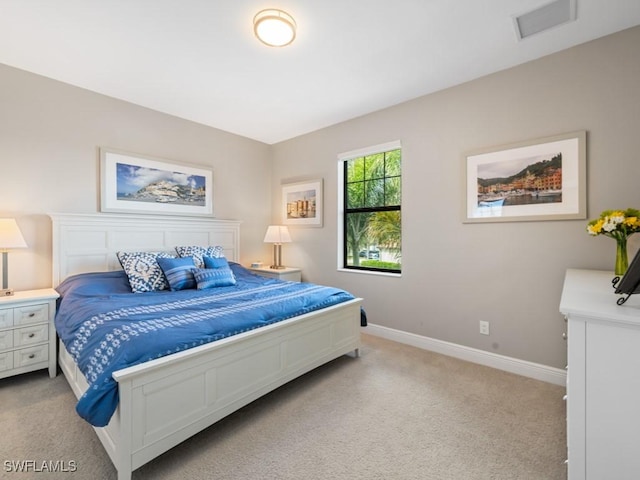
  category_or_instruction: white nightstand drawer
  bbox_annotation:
[250,267,302,282]
[0,289,59,380]
[14,324,48,347]
[14,303,49,326]
[0,330,14,351]
[14,344,49,368]
[0,308,14,328]
[0,351,13,372]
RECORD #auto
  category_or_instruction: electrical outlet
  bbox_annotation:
[479,320,490,335]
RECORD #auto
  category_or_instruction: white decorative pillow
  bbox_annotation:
[174,245,224,268]
[117,251,174,293]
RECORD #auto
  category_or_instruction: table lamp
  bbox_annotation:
[0,218,28,296]
[263,225,291,269]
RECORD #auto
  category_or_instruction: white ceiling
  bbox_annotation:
[1,1,639,144]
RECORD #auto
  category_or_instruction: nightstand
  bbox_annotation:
[0,288,59,380]
[250,266,302,282]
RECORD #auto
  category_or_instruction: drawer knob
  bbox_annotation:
[28,353,35,359]
[28,313,35,318]
[562,332,567,340]
[563,394,567,401]
[28,333,35,338]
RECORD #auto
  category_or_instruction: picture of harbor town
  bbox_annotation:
[477,152,562,208]
[286,188,317,219]
[115,162,207,206]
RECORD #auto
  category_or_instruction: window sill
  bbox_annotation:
[337,268,401,278]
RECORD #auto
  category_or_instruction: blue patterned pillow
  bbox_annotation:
[192,267,236,289]
[116,251,174,293]
[175,245,225,268]
[157,256,197,291]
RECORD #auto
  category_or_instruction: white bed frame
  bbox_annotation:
[50,213,362,480]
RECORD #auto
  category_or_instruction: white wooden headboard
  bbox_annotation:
[50,213,241,287]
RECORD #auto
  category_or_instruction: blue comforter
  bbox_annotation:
[55,263,358,427]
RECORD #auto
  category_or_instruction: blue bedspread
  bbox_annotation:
[55,263,358,427]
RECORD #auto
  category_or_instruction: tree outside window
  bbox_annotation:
[342,147,401,273]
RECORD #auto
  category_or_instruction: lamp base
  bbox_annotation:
[0,288,15,297]
[270,244,286,270]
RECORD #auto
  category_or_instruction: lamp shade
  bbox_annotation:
[263,225,291,244]
[253,9,296,47]
[0,219,28,250]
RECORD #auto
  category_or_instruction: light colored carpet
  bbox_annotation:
[0,334,566,479]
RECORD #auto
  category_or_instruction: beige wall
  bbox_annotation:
[0,64,272,291]
[271,26,640,369]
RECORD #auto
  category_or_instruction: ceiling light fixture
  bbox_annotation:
[253,9,296,47]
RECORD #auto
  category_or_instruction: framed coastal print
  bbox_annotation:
[100,148,213,216]
[282,179,323,227]
[464,131,586,223]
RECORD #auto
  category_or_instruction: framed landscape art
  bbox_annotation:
[100,148,213,216]
[282,179,323,227]
[464,131,586,223]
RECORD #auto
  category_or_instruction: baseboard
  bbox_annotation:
[364,323,566,386]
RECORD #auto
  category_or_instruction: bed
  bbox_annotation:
[50,213,363,480]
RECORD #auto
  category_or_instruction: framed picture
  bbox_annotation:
[282,179,323,227]
[464,131,586,223]
[100,148,213,216]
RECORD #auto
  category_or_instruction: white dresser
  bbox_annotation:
[0,288,59,380]
[560,269,640,480]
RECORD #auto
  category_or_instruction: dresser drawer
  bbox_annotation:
[14,344,48,368]
[14,324,48,347]
[0,308,14,328]
[0,330,14,351]
[14,303,49,326]
[0,351,13,372]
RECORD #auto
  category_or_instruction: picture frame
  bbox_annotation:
[282,179,323,227]
[100,148,213,216]
[464,131,586,223]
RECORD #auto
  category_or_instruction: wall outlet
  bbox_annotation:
[479,320,490,335]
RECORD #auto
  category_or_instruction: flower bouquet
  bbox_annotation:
[587,208,640,275]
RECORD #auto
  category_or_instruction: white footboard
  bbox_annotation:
[59,298,362,480]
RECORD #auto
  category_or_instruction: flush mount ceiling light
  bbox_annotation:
[253,9,296,47]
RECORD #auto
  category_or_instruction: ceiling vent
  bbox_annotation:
[513,0,577,40]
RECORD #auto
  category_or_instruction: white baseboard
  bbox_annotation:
[364,323,566,386]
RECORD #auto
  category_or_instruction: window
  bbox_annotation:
[339,142,401,274]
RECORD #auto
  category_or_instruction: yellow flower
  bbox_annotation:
[587,219,604,235]
[624,217,639,227]
[586,208,640,238]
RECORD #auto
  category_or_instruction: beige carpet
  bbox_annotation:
[0,334,566,479]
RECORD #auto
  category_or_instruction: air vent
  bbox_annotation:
[514,0,577,40]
